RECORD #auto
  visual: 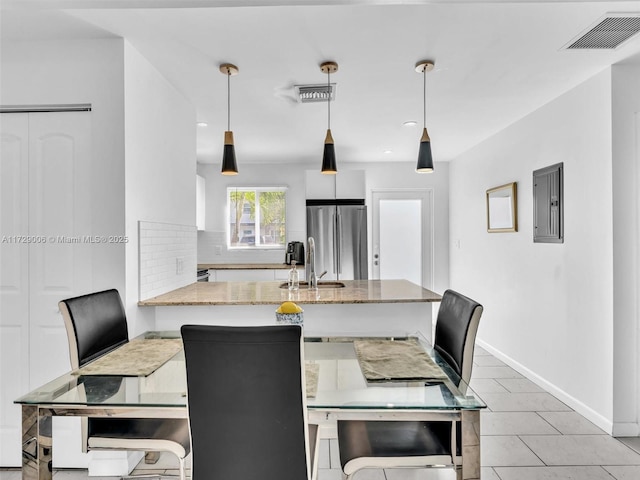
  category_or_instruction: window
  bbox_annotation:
[228,187,286,248]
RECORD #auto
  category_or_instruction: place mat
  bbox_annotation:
[75,339,183,377]
[305,362,320,398]
[353,338,448,382]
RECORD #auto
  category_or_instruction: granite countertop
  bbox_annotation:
[198,263,300,270]
[138,280,442,306]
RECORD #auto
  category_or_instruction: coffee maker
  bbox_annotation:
[285,241,305,265]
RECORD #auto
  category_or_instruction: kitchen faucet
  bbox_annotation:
[307,237,328,289]
[307,236,317,289]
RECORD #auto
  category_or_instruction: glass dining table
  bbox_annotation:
[15,331,486,480]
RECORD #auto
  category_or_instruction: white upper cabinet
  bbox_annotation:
[196,174,205,231]
[336,170,365,199]
[305,169,365,199]
[305,170,336,199]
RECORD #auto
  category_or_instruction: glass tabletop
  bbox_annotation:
[15,331,486,411]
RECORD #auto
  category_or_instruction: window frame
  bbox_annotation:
[226,186,287,250]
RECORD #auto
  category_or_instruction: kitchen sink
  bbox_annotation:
[279,281,346,289]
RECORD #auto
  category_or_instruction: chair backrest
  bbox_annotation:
[59,289,129,369]
[434,289,483,387]
[181,324,312,480]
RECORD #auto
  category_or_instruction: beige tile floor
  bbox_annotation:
[3,346,640,479]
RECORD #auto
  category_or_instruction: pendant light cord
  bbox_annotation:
[423,67,427,129]
[327,69,331,129]
[227,69,231,131]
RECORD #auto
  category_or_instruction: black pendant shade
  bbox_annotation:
[416,128,433,173]
[321,128,337,174]
[320,61,338,175]
[415,60,435,173]
[221,131,238,175]
[219,63,239,175]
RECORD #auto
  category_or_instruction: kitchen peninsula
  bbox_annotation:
[140,280,441,339]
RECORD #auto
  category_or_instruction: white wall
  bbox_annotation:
[123,42,197,334]
[359,161,450,294]
[449,69,615,431]
[197,162,307,264]
[611,63,640,435]
[0,36,197,352]
[0,38,127,298]
[0,38,126,468]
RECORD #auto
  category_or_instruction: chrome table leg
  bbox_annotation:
[21,405,52,480]
[461,409,481,480]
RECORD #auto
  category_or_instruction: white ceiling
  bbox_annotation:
[3,0,640,167]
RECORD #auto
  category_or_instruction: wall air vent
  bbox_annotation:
[294,83,336,103]
[565,13,640,49]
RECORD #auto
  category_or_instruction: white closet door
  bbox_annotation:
[29,112,93,468]
[0,113,31,465]
[27,112,92,389]
[0,111,92,467]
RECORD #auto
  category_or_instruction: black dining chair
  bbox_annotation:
[59,289,190,480]
[336,289,483,479]
[181,324,320,480]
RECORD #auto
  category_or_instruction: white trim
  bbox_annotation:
[635,111,640,441]
[300,333,312,480]
[476,338,615,434]
[59,300,90,453]
[460,305,483,391]
[88,437,187,458]
[59,301,80,370]
[226,185,288,192]
[344,455,453,475]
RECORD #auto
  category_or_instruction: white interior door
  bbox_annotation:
[28,112,93,389]
[30,112,93,468]
[0,111,92,467]
[0,113,31,465]
[372,189,433,289]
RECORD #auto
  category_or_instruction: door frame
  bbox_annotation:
[371,188,434,289]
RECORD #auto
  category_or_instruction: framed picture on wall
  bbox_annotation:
[486,182,518,233]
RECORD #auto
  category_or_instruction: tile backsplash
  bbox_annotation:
[139,221,197,300]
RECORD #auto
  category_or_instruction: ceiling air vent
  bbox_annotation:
[294,83,336,103]
[565,13,640,50]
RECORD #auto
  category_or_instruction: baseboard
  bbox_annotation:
[613,422,640,437]
[476,338,615,435]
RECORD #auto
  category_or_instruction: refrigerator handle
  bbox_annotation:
[336,209,342,276]
[331,210,337,275]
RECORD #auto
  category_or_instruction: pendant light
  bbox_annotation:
[220,63,239,175]
[320,61,338,174]
[415,60,434,173]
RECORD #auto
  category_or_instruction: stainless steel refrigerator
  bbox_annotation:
[306,199,368,280]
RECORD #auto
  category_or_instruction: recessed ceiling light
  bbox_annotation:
[197,122,208,127]
[403,121,417,127]
[383,149,393,154]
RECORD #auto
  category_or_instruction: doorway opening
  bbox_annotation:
[371,189,433,289]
